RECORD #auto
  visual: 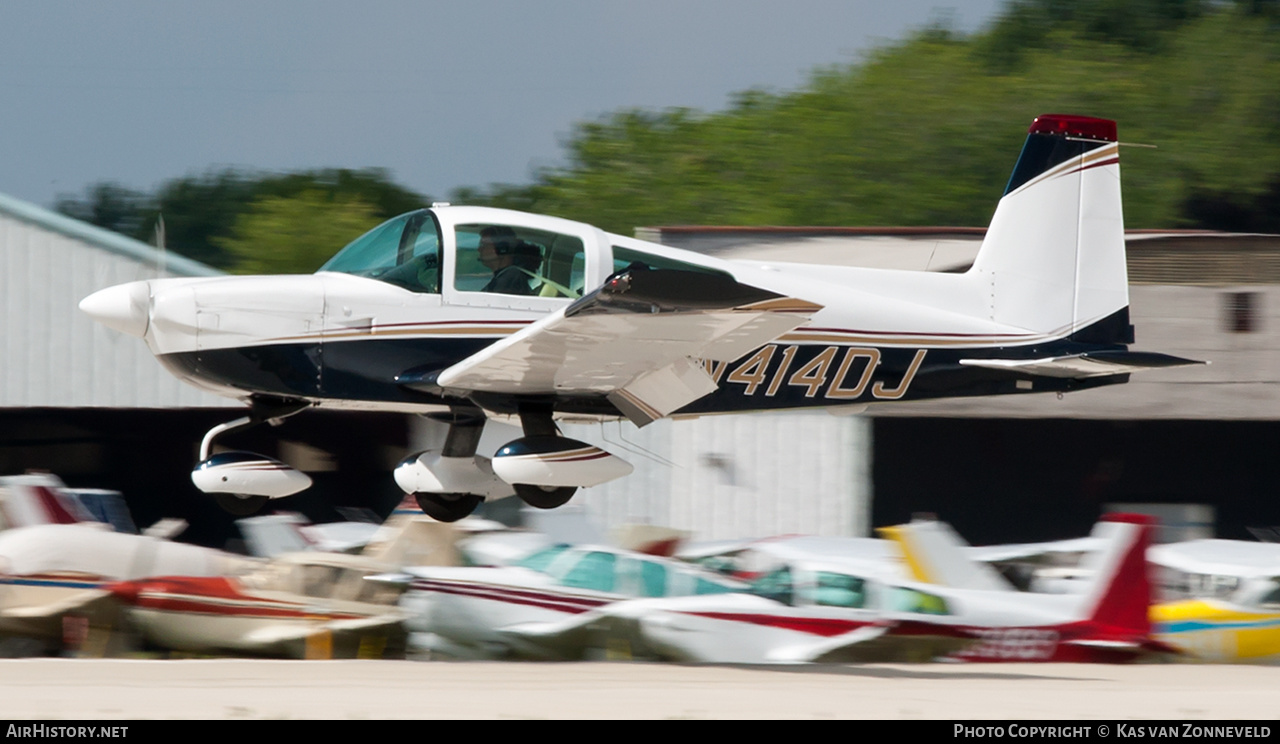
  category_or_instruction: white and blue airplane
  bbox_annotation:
[80,114,1199,521]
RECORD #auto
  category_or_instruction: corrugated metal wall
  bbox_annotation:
[562,412,872,539]
[0,204,232,409]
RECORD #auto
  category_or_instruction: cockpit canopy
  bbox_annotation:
[319,209,442,293]
[319,207,732,301]
[318,208,588,298]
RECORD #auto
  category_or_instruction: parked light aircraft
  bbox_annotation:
[393,543,747,660]
[594,540,947,663]
[80,115,1200,520]
[880,514,1168,662]
[0,523,254,654]
[1147,539,1280,663]
[588,515,1163,664]
[108,552,410,659]
[0,473,135,533]
[104,513,463,658]
[961,530,1280,663]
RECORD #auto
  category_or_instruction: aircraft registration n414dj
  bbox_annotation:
[81,114,1201,521]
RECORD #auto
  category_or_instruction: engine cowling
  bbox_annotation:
[491,436,633,488]
[191,451,312,498]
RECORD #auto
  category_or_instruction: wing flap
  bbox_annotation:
[608,357,719,426]
[431,269,822,411]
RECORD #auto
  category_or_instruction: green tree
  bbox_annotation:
[56,168,427,270]
[457,4,1280,233]
[214,191,383,275]
[53,182,150,238]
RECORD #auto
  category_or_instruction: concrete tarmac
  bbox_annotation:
[0,660,1277,719]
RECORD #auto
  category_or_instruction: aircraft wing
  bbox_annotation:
[0,589,112,620]
[496,614,603,660]
[1148,539,1280,579]
[766,623,893,663]
[240,613,405,649]
[805,627,975,664]
[959,350,1204,379]
[966,536,1104,564]
[412,268,822,425]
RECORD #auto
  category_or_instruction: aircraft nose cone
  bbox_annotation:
[79,281,150,337]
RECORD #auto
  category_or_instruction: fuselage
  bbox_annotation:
[82,205,1128,420]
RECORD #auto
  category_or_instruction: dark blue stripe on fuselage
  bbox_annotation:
[161,312,1130,415]
[160,337,492,406]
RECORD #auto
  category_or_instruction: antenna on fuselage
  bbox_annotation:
[153,214,166,278]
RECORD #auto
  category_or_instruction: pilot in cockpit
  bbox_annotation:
[478,225,541,295]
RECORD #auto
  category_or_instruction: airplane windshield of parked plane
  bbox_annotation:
[515,544,741,597]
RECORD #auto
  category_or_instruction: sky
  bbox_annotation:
[0,1,1004,209]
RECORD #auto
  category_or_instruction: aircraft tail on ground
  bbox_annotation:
[878,519,1014,592]
[1075,513,1154,639]
[884,513,1155,635]
[885,513,1166,661]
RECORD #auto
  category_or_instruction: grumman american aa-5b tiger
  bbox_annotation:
[80,115,1202,521]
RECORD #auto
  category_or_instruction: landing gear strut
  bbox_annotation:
[399,410,496,523]
[193,399,311,515]
[510,401,578,509]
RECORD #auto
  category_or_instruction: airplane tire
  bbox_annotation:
[514,484,577,510]
[213,493,269,516]
[414,492,482,523]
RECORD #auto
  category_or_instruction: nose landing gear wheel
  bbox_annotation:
[514,484,577,510]
[213,493,269,516]
[414,492,483,523]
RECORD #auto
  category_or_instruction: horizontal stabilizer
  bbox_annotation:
[959,351,1205,379]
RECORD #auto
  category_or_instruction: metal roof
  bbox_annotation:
[0,191,220,278]
[0,191,231,409]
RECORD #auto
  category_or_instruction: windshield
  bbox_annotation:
[319,209,441,293]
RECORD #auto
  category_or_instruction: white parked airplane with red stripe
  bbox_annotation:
[80,115,1199,520]
[0,523,254,653]
[587,514,1166,664]
[879,514,1169,662]
[107,552,409,659]
[395,543,746,660]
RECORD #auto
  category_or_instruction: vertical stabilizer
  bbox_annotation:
[969,115,1131,343]
[879,519,1015,592]
[1076,513,1154,635]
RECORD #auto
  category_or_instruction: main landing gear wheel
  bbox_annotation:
[414,492,483,523]
[514,484,577,510]
[213,493,269,516]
